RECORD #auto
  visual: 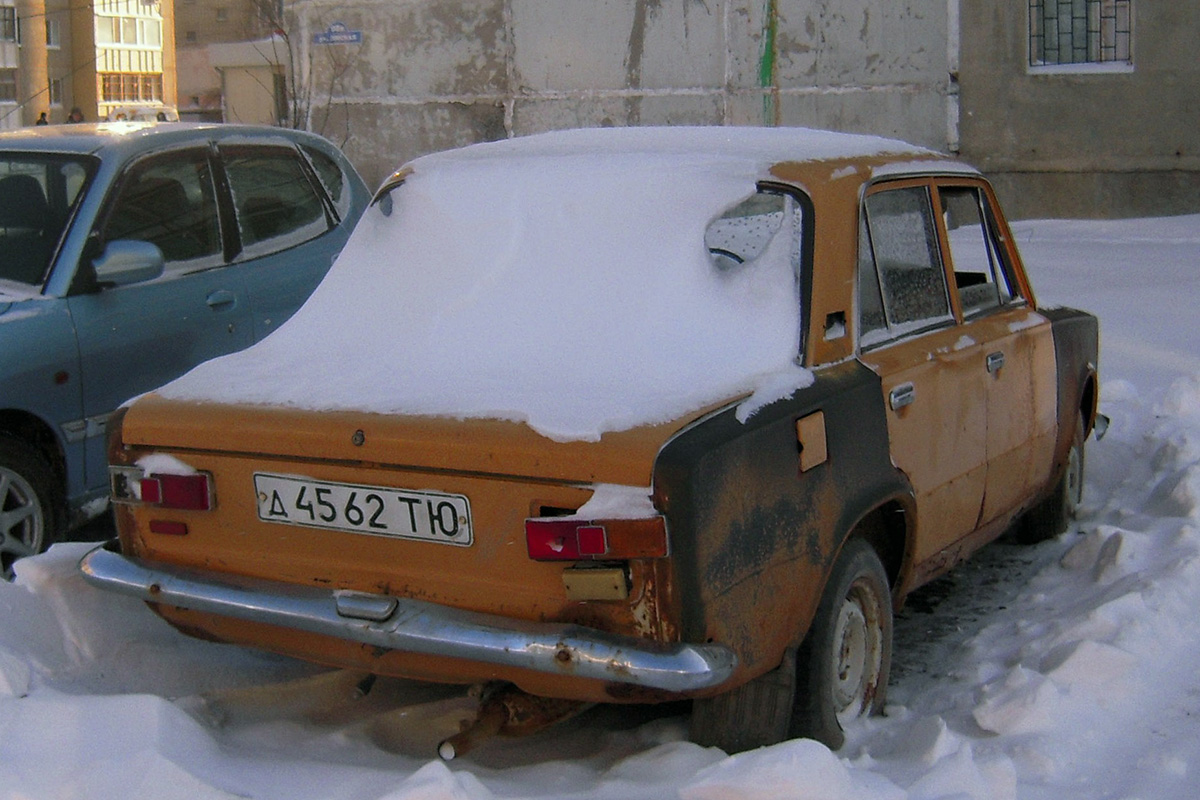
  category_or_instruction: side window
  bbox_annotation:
[857,214,887,344]
[937,186,1016,317]
[301,145,352,220]
[222,145,332,259]
[103,150,222,270]
[860,186,953,340]
[0,157,91,285]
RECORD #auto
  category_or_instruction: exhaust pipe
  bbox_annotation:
[438,685,591,760]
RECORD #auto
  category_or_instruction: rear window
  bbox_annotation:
[160,153,811,442]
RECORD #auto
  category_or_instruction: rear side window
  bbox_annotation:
[221,145,332,259]
[103,149,223,271]
[302,145,353,220]
[859,186,953,346]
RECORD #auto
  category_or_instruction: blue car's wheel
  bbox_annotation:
[0,439,58,580]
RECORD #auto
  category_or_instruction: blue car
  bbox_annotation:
[0,122,368,576]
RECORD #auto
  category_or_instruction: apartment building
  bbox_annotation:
[1,0,175,129]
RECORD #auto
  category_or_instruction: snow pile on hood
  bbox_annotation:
[159,127,928,441]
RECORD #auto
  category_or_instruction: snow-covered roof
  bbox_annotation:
[158,127,932,440]
[408,126,934,169]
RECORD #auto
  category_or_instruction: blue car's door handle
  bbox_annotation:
[205,289,237,309]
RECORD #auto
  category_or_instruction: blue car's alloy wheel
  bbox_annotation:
[0,439,55,580]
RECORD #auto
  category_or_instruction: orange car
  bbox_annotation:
[81,128,1101,755]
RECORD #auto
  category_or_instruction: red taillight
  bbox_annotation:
[139,473,213,511]
[525,516,668,561]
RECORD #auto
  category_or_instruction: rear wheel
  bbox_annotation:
[689,538,892,752]
[791,538,892,749]
[1018,412,1085,544]
[0,439,60,580]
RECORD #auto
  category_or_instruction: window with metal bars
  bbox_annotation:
[1030,0,1132,67]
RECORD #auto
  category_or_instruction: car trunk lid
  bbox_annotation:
[120,394,685,487]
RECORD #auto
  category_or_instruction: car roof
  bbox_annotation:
[409,126,956,173]
[388,127,978,202]
[0,122,333,158]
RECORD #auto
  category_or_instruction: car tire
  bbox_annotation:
[790,538,892,750]
[689,538,891,753]
[0,438,60,580]
[1018,412,1085,544]
[689,647,797,753]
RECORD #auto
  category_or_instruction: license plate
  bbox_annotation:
[253,473,472,546]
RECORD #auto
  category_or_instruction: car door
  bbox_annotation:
[216,142,341,340]
[67,145,251,490]
[933,182,1058,525]
[856,181,990,570]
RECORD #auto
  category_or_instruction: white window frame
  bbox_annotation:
[94,14,164,49]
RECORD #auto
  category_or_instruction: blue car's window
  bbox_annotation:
[222,145,332,260]
[103,149,223,270]
[301,145,352,221]
[0,155,91,286]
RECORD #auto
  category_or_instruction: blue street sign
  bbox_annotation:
[313,22,362,45]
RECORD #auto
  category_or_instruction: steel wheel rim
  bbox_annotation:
[1065,441,1083,515]
[832,580,884,724]
[1,466,45,579]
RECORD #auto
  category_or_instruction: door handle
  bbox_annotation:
[889,382,915,411]
[986,351,1005,374]
[206,289,236,309]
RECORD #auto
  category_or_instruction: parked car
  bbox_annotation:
[81,127,1101,755]
[1,121,369,577]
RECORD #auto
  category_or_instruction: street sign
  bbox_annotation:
[313,22,362,45]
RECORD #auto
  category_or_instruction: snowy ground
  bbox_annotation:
[3,214,1200,799]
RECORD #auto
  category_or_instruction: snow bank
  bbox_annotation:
[159,128,925,441]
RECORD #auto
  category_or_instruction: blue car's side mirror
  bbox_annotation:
[93,240,165,287]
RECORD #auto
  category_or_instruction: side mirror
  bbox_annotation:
[92,240,165,287]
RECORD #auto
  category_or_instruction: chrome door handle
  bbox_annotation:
[889,382,915,411]
[986,351,1005,374]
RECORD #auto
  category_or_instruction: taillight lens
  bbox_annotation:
[525,516,668,561]
[111,467,214,511]
[140,473,213,511]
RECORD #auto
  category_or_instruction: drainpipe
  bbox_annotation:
[947,0,961,153]
[759,0,779,127]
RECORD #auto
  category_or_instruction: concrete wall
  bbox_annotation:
[291,0,956,190]
[958,2,1200,219]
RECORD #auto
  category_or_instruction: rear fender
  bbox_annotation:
[653,360,909,685]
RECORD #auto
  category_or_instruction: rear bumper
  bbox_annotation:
[79,541,737,693]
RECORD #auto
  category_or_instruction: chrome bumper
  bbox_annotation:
[79,542,737,693]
